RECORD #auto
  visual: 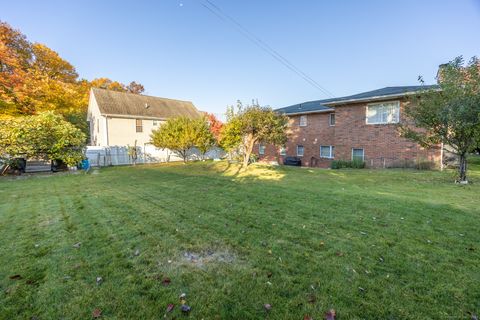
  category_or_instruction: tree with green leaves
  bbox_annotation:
[193,117,216,160]
[220,101,288,168]
[401,56,480,183]
[150,117,197,163]
[0,111,86,167]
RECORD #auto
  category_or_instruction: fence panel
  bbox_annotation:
[85,146,225,167]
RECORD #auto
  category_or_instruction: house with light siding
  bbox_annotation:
[87,88,201,147]
[87,88,219,164]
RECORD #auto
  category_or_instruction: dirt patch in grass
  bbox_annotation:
[180,249,237,268]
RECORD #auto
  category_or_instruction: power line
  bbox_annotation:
[200,0,335,98]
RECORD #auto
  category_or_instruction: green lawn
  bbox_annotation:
[1,160,479,319]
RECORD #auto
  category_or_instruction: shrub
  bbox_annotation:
[331,159,366,169]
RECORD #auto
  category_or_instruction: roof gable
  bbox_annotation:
[91,88,201,119]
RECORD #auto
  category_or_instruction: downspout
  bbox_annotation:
[105,116,110,146]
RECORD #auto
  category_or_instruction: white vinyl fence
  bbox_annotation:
[86,145,224,167]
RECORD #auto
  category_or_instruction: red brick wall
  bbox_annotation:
[333,99,440,168]
[256,98,441,168]
[257,112,335,168]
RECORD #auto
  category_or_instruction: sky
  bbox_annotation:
[1,0,479,116]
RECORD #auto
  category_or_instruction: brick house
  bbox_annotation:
[257,85,443,168]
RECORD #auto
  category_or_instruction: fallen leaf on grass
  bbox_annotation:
[92,308,102,318]
[325,309,336,320]
[161,277,171,286]
[304,315,313,320]
[266,272,273,278]
[9,274,22,280]
[263,304,272,311]
[307,294,316,303]
[166,304,174,313]
[134,249,140,256]
[73,242,81,248]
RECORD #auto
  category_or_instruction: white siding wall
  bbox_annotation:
[107,117,163,147]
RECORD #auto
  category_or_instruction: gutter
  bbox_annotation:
[101,113,169,121]
[281,109,335,116]
[105,116,109,146]
[322,88,442,106]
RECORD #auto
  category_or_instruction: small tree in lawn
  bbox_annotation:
[401,56,480,183]
[220,102,288,168]
[206,113,223,142]
[0,111,86,167]
[150,117,196,163]
[193,117,216,160]
[128,140,138,165]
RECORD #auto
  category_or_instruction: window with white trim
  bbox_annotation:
[366,101,400,124]
[259,145,266,155]
[352,148,365,161]
[320,145,334,158]
[279,146,286,156]
[153,120,159,126]
[299,115,307,127]
[329,113,335,126]
[297,145,304,157]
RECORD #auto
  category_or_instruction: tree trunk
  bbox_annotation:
[458,153,467,183]
[242,135,255,169]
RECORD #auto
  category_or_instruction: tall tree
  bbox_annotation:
[89,78,128,92]
[401,56,480,183]
[126,81,145,94]
[220,102,288,168]
[31,43,78,83]
[0,20,145,133]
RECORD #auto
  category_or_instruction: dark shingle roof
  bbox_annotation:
[320,85,440,105]
[276,85,439,114]
[275,100,334,115]
[92,88,201,119]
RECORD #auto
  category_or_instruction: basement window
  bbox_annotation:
[136,119,143,132]
[352,148,365,161]
[279,146,286,156]
[320,145,334,158]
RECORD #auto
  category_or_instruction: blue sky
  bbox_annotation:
[1,0,479,115]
